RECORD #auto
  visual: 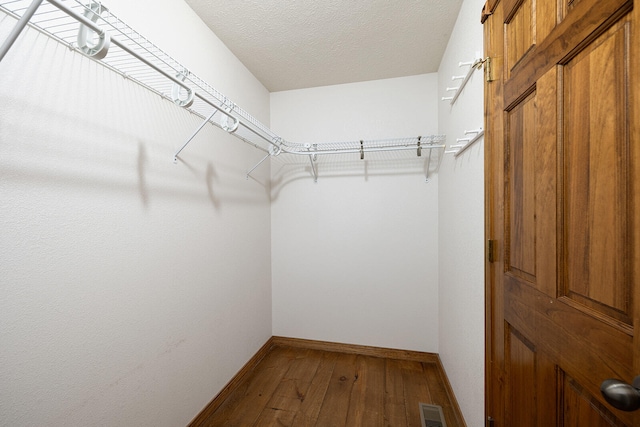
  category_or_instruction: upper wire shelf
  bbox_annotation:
[0,0,446,181]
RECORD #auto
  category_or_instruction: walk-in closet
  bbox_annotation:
[0,0,485,425]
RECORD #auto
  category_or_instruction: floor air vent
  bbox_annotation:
[419,403,447,427]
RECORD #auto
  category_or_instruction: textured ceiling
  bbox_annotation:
[184,0,464,92]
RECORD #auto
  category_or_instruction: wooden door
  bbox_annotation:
[484,0,640,425]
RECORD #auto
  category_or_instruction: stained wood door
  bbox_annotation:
[484,0,639,425]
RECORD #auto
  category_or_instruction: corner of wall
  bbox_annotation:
[436,0,487,426]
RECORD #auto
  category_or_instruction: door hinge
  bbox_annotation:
[487,416,495,427]
[484,57,494,82]
[487,239,497,263]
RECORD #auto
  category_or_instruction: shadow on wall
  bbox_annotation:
[0,28,271,210]
[2,149,270,207]
[269,148,444,200]
[1,113,270,210]
[1,91,271,208]
[137,142,149,208]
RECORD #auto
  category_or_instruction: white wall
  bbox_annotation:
[270,75,440,352]
[437,0,486,425]
[0,1,272,426]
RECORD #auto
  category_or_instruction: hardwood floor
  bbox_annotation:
[193,340,465,427]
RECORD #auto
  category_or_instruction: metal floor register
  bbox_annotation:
[419,403,447,427]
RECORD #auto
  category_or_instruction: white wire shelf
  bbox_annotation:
[0,0,446,181]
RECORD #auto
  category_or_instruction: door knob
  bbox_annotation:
[600,376,640,411]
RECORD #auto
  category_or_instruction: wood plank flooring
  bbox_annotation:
[195,344,465,427]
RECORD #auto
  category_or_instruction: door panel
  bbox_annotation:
[505,326,537,427]
[506,91,537,280]
[534,68,559,299]
[538,0,559,41]
[561,374,626,427]
[505,0,535,73]
[561,19,632,326]
[504,0,632,106]
[505,324,558,426]
[484,0,639,425]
